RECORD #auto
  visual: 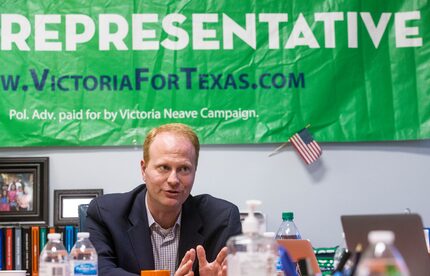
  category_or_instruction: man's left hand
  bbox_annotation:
[196,245,228,276]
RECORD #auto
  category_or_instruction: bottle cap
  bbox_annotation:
[242,200,262,234]
[368,230,395,244]
[77,232,90,239]
[282,212,294,221]
[47,233,61,240]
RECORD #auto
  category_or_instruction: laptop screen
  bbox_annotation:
[341,213,430,276]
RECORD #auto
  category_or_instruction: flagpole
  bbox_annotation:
[268,142,288,157]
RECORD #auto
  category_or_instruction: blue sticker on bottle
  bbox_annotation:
[74,263,97,275]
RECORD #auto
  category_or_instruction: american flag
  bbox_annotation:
[289,128,322,164]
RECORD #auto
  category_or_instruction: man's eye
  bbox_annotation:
[178,167,191,174]
[159,165,170,172]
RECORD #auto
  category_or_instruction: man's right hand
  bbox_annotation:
[175,249,196,276]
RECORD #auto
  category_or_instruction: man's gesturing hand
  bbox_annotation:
[175,249,196,276]
[197,245,227,276]
[175,245,228,276]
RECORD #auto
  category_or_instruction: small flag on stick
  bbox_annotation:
[289,128,322,164]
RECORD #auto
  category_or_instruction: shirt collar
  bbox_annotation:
[145,192,182,229]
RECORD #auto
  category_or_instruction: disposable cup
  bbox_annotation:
[141,270,170,276]
[0,271,27,276]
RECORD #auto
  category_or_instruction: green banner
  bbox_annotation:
[1,0,429,146]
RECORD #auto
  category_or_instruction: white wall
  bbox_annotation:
[1,140,429,247]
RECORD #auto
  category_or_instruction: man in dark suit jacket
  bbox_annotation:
[86,123,242,276]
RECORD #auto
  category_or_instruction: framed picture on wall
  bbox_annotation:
[0,157,49,225]
[54,189,103,226]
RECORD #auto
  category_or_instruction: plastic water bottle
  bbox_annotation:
[275,212,301,239]
[39,233,70,276]
[356,230,410,276]
[69,232,98,276]
[275,212,301,275]
[227,200,278,276]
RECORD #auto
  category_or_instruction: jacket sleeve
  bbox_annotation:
[203,201,242,263]
[218,204,242,249]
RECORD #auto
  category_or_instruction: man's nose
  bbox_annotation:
[167,170,179,184]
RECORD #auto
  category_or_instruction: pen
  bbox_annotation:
[349,244,363,276]
[332,250,352,273]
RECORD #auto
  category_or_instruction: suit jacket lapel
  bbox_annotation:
[178,195,204,268]
[127,187,155,270]
[125,190,204,271]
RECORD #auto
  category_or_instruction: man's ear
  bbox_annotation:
[140,159,146,182]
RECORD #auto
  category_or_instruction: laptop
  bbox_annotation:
[341,213,430,276]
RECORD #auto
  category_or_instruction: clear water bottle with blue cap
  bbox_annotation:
[39,233,70,276]
[69,232,98,276]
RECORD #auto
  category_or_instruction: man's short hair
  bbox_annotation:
[143,123,200,165]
